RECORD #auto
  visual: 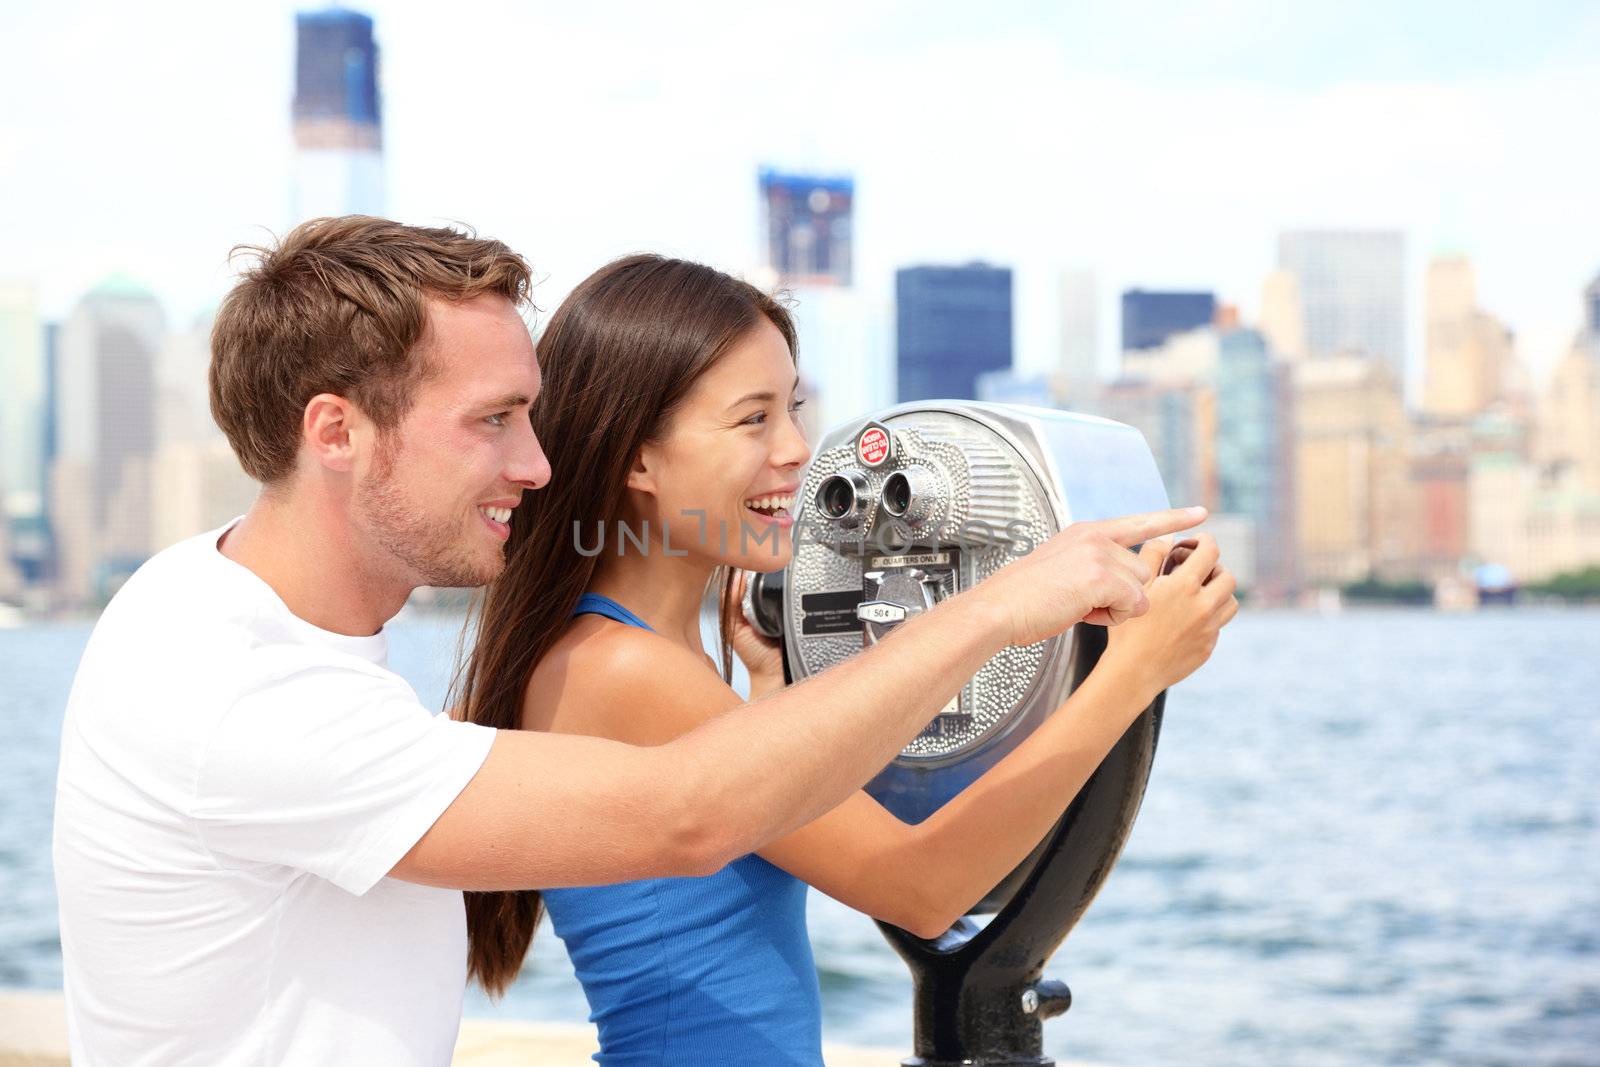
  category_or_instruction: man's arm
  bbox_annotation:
[393,506,1206,890]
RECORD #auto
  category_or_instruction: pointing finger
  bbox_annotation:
[1094,506,1208,548]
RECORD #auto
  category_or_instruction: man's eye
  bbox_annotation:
[485,413,508,427]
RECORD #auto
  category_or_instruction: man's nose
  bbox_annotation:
[510,420,553,490]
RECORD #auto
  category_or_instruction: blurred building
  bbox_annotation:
[1539,274,1600,494]
[1096,378,1208,511]
[0,283,47,575]
[1121,325,1221,386]
[895,263,1012,402]
[0,512,17,602]
[785,287,892,437]
[1293,355,1410,584]
[1278,229,1406,380]
[1467,452,1526,577]
[1120,289,1215,352]
[1490,270,1600,582]
[1215,330,1297,598]
[1422,255,1517,419]
[52,278,164,605]
[1258,269,1306,363]
[292,8,384,221]
[975,370,1055,408]
[1056,268,1099,409]
[759,168,853,288]
[1400,412,1475,581]
[152,311,259,552]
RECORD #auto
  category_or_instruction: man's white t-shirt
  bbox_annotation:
[52,523,498,1066]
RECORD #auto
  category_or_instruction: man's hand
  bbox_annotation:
[968,506,1209,647]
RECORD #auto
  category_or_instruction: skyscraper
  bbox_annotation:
[1277,229,1406,379]
[1258,269,1306,362]
[895,264,1012,403]
[151,311,259,553]
[784,287,893,439]
[759,168,853,288]
[1095,379,1205,509]
[293,8,383,221]
[1120,289,1216,352]
[52,278,164,604]
[1539,272,1600,495]
[1057,268,1098,408]
[1421,255,1514,419]
[1293,355,1411,584]
[0,283,45,535]
[1214,329,1296,597]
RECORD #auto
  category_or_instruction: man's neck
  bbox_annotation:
[589,539,717,653]
[219,494,413,637]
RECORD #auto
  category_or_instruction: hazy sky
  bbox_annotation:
[4,0,1598,386]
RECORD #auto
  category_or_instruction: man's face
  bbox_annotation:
[355,294,550,588]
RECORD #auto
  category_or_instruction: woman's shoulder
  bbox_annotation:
[522,615,740,745]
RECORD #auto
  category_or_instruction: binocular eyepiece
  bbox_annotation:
[813,469,872,526]
[813,463,943,531]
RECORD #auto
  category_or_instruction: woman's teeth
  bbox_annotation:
[481,505,513,524]
[744,495,794,514]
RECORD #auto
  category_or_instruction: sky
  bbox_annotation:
[3,0,1598,389]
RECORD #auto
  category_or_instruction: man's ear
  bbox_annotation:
[302,393,360,473]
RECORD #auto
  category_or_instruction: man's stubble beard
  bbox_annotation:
[357,434,505,589]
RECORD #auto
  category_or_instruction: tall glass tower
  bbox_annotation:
[1120,289,1216,352]
[292,8,384,221]
[1277,229,1406,380]
[895,264,1013,403]
[759,168,853,288]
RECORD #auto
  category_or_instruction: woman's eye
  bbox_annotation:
[742,411,768,426]
[789,398,808,414]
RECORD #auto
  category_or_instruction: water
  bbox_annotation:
[3,609,1597,1066]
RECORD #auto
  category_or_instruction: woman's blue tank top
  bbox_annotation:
[541,593,824,1065]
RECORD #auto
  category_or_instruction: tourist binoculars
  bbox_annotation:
[745,401,1172,1066]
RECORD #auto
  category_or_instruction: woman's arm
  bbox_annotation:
[754,652,1160,936]
[544,537,1233,931]
[749,536,1236,937]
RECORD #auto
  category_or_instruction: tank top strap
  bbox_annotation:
[571,592,656,633]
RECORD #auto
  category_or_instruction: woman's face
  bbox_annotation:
[629,318,811,572]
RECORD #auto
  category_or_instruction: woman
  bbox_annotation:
[457,254,1236,1064]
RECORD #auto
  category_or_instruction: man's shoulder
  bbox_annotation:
[106,525,248,617]
[81,526,405,705]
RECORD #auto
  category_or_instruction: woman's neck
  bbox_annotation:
[588,538,718,653]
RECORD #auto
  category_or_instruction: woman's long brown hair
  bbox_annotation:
[451,254,797,996]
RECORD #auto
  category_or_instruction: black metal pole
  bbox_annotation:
[876,623,1167,1066]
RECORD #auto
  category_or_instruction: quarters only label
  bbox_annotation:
[800,590,866,635]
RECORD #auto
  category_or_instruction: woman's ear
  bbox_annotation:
[624,444,658,496]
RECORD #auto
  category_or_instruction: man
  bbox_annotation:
[52,216,1206,1065]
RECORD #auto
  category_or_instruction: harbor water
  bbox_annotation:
[3,608,1597,1066]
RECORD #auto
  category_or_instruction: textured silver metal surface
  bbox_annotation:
[785,409,1064,762]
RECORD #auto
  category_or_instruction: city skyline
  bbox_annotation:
[3,3,1599,606]
[2,1,1597,392]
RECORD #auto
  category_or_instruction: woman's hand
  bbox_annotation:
[1104,534,1238,695]
[727,571,786,698]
